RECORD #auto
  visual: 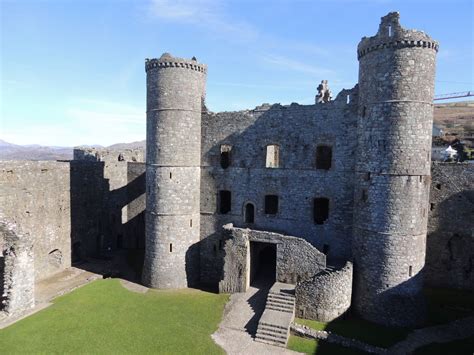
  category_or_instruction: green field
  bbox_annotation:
[0,279,229,354]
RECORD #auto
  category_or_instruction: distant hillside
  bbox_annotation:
[433,101,474,143]
[0,140,145,161]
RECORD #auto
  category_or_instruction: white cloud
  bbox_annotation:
[261,54,336,77]
[148,0,258,41]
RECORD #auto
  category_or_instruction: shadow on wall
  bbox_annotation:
[69,161,146,283]
[199,90,358,288]
[425,189,474,290]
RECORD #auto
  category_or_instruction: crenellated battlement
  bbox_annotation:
[358,12,438,59]
[358,39,438,59]
[145,54,207,73]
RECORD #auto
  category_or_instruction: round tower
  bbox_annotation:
[352,12,438,326]
[142,53,207,289]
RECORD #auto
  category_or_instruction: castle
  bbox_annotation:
[142,11,437,327]
[1,12,473,335]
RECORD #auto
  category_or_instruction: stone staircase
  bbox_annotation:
[255,282,296,347]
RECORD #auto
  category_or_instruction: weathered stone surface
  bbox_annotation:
[426,162,474,290]
[0,218,35,316]
[296,261,353,322]
[219,225,326,293]
[352,12,437,327]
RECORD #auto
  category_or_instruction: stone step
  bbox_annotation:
[260,320,289,331]
[258,324,289,335]
[255,333,287,346]
[256,329,287,342]
[266,296,295,306]
[266,305,294,314]
[267,300,294,309]
[268,292,295,301]
[255,337,286,347]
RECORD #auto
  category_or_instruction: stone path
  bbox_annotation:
[120,279,149,293]
[212,283,299,354]
[35,267,101,304]
[388,315,474,354]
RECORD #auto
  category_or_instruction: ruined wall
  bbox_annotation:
[426,163,474,290]
[72,149,146,255]
[296,261,353,322]
[0,218,35,316]
[0,161,71,281]
[219,225,326,293]
[201,90,358,285]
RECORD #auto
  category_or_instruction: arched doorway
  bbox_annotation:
[244,203,255,224]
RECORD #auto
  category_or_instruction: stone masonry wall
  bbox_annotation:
[0,161,71,281]
[219,225,326,293]
[0,218,35,316]
[296,261,353,322]
[200,89,358,285]
[426,162,474,290]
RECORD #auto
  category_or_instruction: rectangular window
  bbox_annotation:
[220,145,232,169]
[218,190,231,214]
[265,195,279,215]
[313,198,329,225]
[316,145,332,170]
[266,144,280,168]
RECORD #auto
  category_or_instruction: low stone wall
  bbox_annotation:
[290,323,385,354]
[295,261,353,322]
[219,224,326,293]
[0,218,35,316]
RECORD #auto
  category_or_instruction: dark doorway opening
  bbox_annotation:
[244,203,255,223]
[250,242,276,286]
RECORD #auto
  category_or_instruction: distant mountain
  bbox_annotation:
[0,140,145,161]
[107,140,146,150]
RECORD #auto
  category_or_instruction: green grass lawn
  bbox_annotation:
[0,279,229,354]
[288,335,366,355]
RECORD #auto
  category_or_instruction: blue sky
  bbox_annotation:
[1,0,473,146]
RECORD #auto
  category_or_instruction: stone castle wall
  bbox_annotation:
[200,89,358,285]
[296,261,353,322]
[426,162,474,290]
[0,161,71,281]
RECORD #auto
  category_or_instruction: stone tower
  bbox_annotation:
[142,53,207,289]
[352,12,438,326]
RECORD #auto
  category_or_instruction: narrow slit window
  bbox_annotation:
[316,145,332,170]
[313,198,329,225]
[388,25,392,37]
[190,219,192,227]
[169,243,173,253]
[220,144,232,169]
[169,172,172,179]
[218,190,231,214]
[409,265,413,277]
[266,144,280,168]
[265,195,279,215]
[346,95,351,104]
